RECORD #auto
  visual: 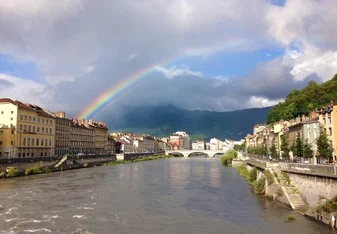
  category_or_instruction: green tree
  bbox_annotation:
[317,126,333,160]
[269,144,277,158]
[294,132,303,157]
[281,134,290,158]
[303,139,313,158]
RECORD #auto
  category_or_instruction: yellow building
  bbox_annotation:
[70,119,95,155]
[0,98,56,158]
[316,101,336,157]
[0,124,15,157]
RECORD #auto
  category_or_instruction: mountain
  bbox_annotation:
[106,105,271,141]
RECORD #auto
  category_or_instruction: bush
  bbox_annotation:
[25,164,42,175]
[6,168,22,178]
[287,215,296,221]
[220,150,237,166]
[248,167,257,184]
[253,177,266,195]
[264,170,275,185]
[317,195,337,213]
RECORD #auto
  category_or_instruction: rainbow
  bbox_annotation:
[77,59,171,119]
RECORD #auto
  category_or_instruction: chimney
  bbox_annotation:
[55,111,65,118]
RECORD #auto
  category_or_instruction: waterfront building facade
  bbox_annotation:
[0,98,56,158]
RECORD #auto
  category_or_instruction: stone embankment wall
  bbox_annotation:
[287,173,337,206]
[0,157,59,170]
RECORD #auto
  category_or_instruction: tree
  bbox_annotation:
[269,144,277,158]
[303,139,313,158]
[317,126,333,160]
[281,134,290,158]
[294,132,303,157]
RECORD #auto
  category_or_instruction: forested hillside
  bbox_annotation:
[266,74,337,123]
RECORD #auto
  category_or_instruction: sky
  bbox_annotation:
[0,0,337,120]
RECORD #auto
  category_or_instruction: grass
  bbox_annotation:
[220,150,237,166]
[264,170,275,185]
[281,171,291,185]
[6,167,23,178]
[107,155,171,165]
[277,188,284,196]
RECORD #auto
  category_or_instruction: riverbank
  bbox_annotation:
[225,159,337,230]
[1,154,171,179]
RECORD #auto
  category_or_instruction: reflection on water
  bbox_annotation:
[0,158,332,234]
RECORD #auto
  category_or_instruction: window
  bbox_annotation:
[0,141,2,145]
[28,126,31,132]
[31,153,34,157]
[20,115,23,120]
[32,126,35,132]
[33,117,36,122]
[24,125,27,130]
[11,130,14,134]
[10,117,13,121]
[22,153,25,157]
[31,138,34,146]
[329,117,332,124]
[41,139,44,146]
[27,153,30,157]
[29,116,32,121]
[36,139,39,146]
[46,119,48,124]
[24,115,27,121]
[37,127,40,133]
[11,111,13,114]
[45,139,47,146]
[23,137,26,146]
[42,127,44,133]
[46,128,48,134]
[42,118,44,124]
[18,153,21,158]
[11,141,13,145]
[37,117,40,123]
[50,128,52,134]
[20,125,23,131]
[1,111,3,114]
[329,128,332,136]
[28,138,31,146]
[323,118,326,124]
[49,139,52,146]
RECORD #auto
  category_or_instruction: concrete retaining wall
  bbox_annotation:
[279,163,337,177]
[287,172,337,206]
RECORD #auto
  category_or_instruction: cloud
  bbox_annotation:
[155,65,202,79]
[0,74,46,106]
[0,0,336,119]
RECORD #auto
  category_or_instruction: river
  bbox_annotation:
[0,158,332,234]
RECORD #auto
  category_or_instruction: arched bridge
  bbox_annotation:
[165,150,227,158]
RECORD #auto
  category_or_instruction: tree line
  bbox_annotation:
[247,126,334,161]
[266,74,337,124]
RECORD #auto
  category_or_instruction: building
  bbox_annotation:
[169,131,191,150]
[0,98,56,158]
[286,122,303,149]
[52,111,71,156]
[210,138,223,150]
[87,120,108,154]
[106,137,116,154]
[0,124,15,158]
[316,101,336,157]
[70,119,94,155]
[302,118,319,154]
[192,140,205,150]
[155,139,166,152]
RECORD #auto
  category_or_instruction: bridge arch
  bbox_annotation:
[213,153,224,158]
[188,152,211,157]
[168,152,184,157]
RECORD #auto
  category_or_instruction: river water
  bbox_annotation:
[0,158,332,234]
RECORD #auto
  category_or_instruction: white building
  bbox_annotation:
[209,138,223,150]
[192,140,205,150]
